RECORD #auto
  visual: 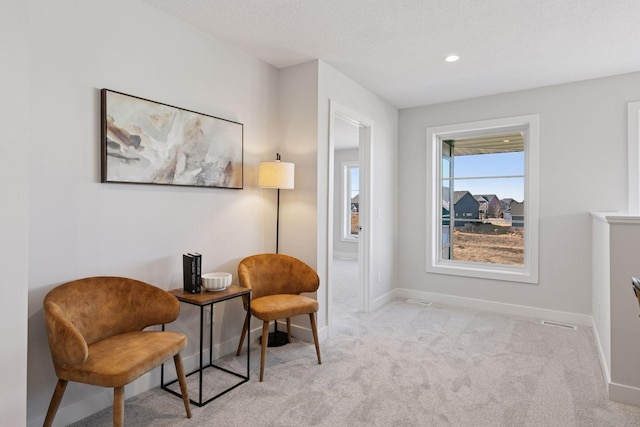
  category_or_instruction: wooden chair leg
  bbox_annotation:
[260,320,269,381]
[173,354,192,419]
[43,379,68,427]
[286,317,292,342]
[113,386,124,427]
[236,311,250,356]
[309,313,322,364]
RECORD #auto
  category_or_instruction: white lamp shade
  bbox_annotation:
[258,160,295,189]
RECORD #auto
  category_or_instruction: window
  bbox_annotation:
[427,115,539,283]
[343,162,359,241]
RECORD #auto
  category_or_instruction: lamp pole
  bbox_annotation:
[257,152,294,347]
[276,187,281,254]
[275,152,281,254]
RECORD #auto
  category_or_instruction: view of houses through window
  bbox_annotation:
[442,132,525,266]
[344,162,359,240]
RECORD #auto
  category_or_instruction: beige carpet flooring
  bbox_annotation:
[69,258,640,426]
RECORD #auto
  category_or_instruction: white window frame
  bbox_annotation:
[426,114,539,284]
[342,161,359,242]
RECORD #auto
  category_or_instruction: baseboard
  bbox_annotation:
[371,290,397,311]
[393,288,593,326]
[609,382,640,406]
[28,385,114,427]
[590,320,640,407]
[590,316,612,387]
[272,319,326,343]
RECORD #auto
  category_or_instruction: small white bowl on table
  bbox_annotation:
[201,272,232,292]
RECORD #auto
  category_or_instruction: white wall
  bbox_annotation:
[609,217,640,404]
[317,61,398,311]
[333,148,359,258]
[26,1,279,425]
[277,61,319,264]
[398,71,640,319]
[276,60,398,334]
[270,60,322,338]
[0,1,29,425]
[591,214,640,406]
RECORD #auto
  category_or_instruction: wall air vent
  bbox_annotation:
[406,299,432,306]
[541,320,577,330]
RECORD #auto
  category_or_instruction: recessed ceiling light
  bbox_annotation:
[445,55,460,62]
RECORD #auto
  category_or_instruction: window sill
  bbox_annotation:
[427,260,538,284]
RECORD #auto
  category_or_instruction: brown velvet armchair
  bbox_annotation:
[42,276,191,427]
[235,254,322,381]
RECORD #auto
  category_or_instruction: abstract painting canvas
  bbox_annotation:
[101,89,243,189]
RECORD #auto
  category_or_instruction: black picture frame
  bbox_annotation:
[101,89,243,189]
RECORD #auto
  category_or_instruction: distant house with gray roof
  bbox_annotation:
[475,194,502,218]
[453,191,479,227]
[510,200,524,228]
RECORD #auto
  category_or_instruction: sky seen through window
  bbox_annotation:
[451,151,524,201]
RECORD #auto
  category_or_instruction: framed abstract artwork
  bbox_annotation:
[101,89,243,189]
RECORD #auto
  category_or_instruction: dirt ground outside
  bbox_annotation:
[452,223,524,265]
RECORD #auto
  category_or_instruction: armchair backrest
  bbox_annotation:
[43,276,179,368]
[238,254,319,300]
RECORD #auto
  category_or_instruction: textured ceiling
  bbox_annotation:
[142,0,640,109]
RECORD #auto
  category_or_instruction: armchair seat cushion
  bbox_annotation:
[57,331,186,388]
[251,294,319,321]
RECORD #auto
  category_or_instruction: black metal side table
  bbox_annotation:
[161,286,251,407]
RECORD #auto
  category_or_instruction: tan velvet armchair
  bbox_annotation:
[42,276,191,427]
[235,254,322,381]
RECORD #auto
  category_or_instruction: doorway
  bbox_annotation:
[327,100,372,330]
[332,118,360,314]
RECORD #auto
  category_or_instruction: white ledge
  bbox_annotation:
[591,212,640,224]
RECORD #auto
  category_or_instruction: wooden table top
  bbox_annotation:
[168,285,250,306]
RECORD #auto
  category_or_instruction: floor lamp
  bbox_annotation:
[258,153,295,346]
